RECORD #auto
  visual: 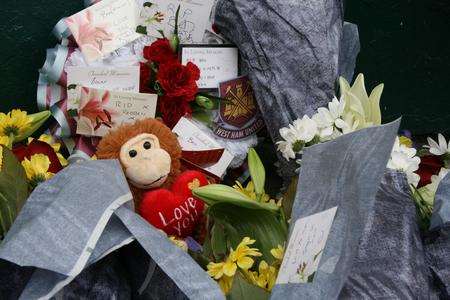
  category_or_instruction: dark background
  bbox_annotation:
[0,0,449,134]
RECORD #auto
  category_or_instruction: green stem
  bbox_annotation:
[174,5,180,35]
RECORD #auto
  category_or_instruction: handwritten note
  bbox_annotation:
[66,66,140,111]
[276,206,338,284]
[66,0,141,62]
[172,117,234,178]
[71,86,157,137]
[137,0,214,43]
[181,46,239,89]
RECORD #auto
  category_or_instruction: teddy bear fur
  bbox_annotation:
[96,118,182,207]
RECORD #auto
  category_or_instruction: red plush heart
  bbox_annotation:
[139,170,207,237]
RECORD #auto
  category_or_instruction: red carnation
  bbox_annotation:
[157,61,200,101]
[159,96,192,128]
[143,38,177,64]
[13,140,63,174]
[139,62,153,93]
[416,155,443,187]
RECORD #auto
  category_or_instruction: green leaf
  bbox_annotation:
[211,222,228,259]
[136,25,148,35]
[208,203,287,264]
[247,148,265,198]
[192,110,213,128]
[193,184,278,212]
[0,147,28,239]
[227,272,269,300]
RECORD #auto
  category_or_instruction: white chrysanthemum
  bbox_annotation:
[313,97,346,140]
[291,115,318,143]
[426,133,450,156]
[277,140,296,160]
[387,137,421,187]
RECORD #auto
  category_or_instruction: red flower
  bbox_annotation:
[139,62,153,93]
[416,155,443,187]
[159,96,192,128]
[157,61,200,101]
[143,38,177,64]
[13,140,63,174]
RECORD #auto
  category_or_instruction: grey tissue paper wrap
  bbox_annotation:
[214,0,360,178]
[271,120,401,299]
[340,170,437,299]
[0,159,223,300]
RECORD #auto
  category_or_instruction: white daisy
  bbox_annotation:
[426,133,450,156]
[387,137,421,187]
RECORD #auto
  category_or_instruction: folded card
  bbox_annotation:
[136,0,214,43]
[66,66,140,111]
[172,117,234,178]
[276,206,338,284]
[181,45,239,90]
[70,86,157,136]
[66,0,141,62]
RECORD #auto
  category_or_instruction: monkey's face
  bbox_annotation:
[119,133,172,189]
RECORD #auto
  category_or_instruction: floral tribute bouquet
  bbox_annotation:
[139,6,217,128]
[1,0,449,299]
[276,74,449,230]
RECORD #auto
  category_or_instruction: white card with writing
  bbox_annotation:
[66,0,141,63]
[72,86,157,137]
[172,117,234,178]
[276,206,338,284]
[137,0,214,43]
[66,66,140,111]
[181,46,239,89]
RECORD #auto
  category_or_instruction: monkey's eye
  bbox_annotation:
[129,149,137,158]
[143,141,151,150]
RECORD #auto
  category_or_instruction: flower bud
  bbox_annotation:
[195,95,215,110]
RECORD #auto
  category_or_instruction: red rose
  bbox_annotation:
[157,61,200,101]
[143,38,177,64]
[13,140,63,174]
[416,155,443,187]
[159,96,192,128]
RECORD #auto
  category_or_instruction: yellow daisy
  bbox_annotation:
[28,134,68,166]
[270,244,285,261]
[0,109,33,137]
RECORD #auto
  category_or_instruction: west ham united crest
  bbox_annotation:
[214,76,264,139]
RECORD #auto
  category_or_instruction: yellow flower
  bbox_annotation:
[270,244,285,261]
[229,237,262,270]
[245,260,278,291]
[0,135,12,148]
[218,275,233,295]
[168,236,188,251]
[233,181,280,205]
[0,109,32,137]
[28,134,68,167]
[399,136,413,148]
[21,154,54,185]
[207,261,226,279]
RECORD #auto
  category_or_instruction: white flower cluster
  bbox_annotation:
[276,96,355,160]
[387,137,421,187]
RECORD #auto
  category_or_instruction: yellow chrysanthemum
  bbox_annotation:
[207,261,226,279]
[0,109,32,137]
[270,244,285,261]
[28,134,68,167]
[0,135,12,148]
[21,154,54,185]
[168,236,188,251]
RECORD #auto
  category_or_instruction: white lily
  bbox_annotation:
[426,133,450,156]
